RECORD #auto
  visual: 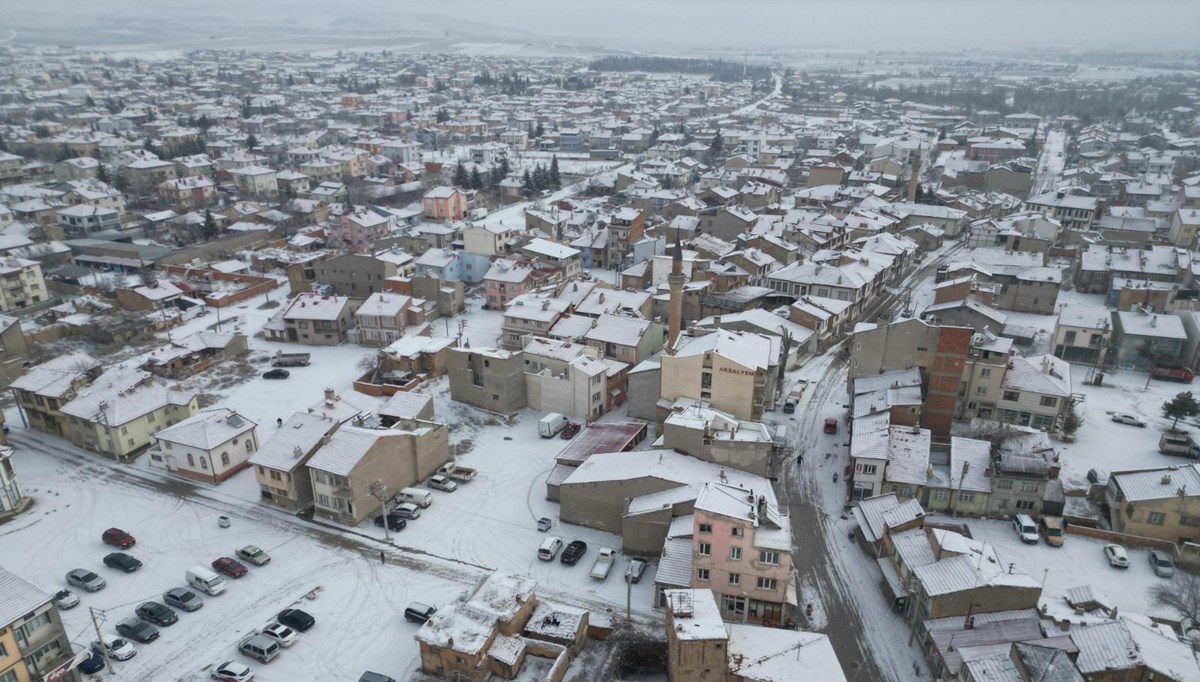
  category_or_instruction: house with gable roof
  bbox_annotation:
[148,408,258,483]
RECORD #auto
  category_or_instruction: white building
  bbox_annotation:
[0,446,27,518]
[149,408,259,483]
[0,258,46,312]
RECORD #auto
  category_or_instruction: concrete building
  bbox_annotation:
[10,352,103,437]
[59,368,199,461]
[0,315,30,390]
[354,292,429,347]
[1106,464,1200,543]
[0,567,81,682]
[280,292,356,345]
[1111,309,1188,370]
[0,446,28,519]
[148,408,258,483]
[523,337,625,421]
[307,423,449,525]
[0,258,46,312]
[229,165,279,199]
[314,251,415,298]
[661,398,775,477]
[422,186,468,221]
[448,347,527,416]
[1052,304,1112,365]
[661,329,778,422]
[249,410,342,511]
[996,354,1072,432]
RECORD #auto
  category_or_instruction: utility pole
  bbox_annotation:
[89,606,113,676]
[368,479,391,543]
[625,571,632,623]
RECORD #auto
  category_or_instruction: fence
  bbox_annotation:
[1066,524,1176,552]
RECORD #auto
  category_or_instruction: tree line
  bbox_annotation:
[588,56,769,83]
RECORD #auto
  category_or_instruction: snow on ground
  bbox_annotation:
[937,515,1175,622]
[0,442,465,681]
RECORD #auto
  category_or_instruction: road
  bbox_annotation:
[731,71,782,117]
[1030,128,1068,198]
[777,242,966,681]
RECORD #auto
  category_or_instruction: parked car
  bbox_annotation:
[823,418,838,434]
[536,517,553,532]
[260,622,298,648]
[92,635,136,661]
[212,557,248,578]
[1011,514,1039,544]
[359,673,396,682]
[79,650,106,674]
[590,548,616,580]
[238,634,280,664]
[404,602,437,624]
[1086,468,1106,485]
[427,475,458,493]
[103,552,142,573]
[559,422,581,439]
[163,587,204,612]
[262,369,290,380]
[236,545,271,566]
[116,617,159,644]
[102,527,136,549]
[1104,543,1130,568]
[66,569,107,593]
[560,540,588,566]
[391,503,421,520]
[1149,549,1176,578]
[135,601,178,627]
[1111,413,1146,427]
[537,536,564,561]
[374,513,407,531]
[49,587,79,610]
[626,558,647,584]
[210,661,254,682]
[277,608,315,632]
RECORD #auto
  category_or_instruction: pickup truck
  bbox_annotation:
[438,463,477,482]
[272,351,311,367]
[590,548,615,580]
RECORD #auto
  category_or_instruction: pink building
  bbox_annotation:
[422,186,468,221]
[335,208,392,252]
[482,256,563,310]
[691,482,794,626]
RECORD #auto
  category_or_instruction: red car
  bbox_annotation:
[823,418,838,435]
[560,422,581,439]
[102,528,135,549]
[211,557,248,578]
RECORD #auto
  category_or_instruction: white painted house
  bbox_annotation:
[149,408,259,483]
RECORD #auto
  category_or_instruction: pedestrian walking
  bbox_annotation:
[380,550,386,565]
[796,453,803,465]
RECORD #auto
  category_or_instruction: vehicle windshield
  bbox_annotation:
[82,572,98,581]
[1157,557,1173,566]
[111,639,127,648]
[1047,528,1063,536]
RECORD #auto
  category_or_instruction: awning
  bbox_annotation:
[785,582,798,606]
[878,558,905,601]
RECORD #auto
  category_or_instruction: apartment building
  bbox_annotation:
[0,258,46,312]
[661,329,778,421]
[0,568,80,682]
[59,368,199,461]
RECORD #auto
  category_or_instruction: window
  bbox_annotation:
[731,527,744,537]
[759,551,779,565]
[1064,331,1077,344]
[958,491,975,503]
[723,595,746,614]
[200,456,208,470]
[1003,391,1020,401]
[728,573,741,586]
[1020,482,1039,493]
[1015,500,1036,511]
[698,542,711,557]
[1148,512,1167,526]
[147,412,155,422]
[996,479,1013,490]
[756,577,777,591]
[1039,396,1058,408]
[187,453,195,467]
[976,386,987,395]
[165,442,173,450]
[915,346,927,352]
[269,470,282,481]
[246,440,254,453]
[318,494,330,507]
[860,464,877,476]
[21,612,51,636]
[730,547,742,560]
[0,668,14,682]
[699,523,712,534]
[221,452,230,467]
[697,568,709,581]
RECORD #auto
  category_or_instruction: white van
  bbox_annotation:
[398,487,433,508]
[1012,514,1039,544]
[537,536,564,561]
[539,413,568,438]
[186,565,227,596]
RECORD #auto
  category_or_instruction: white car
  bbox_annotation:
[1111,413,1146,427]
[211,660,254,681]
[92,634,137,661]
[427,475,458,493]
[48,587,80,610]
[1104,543,1130,568]
[260,622,298,648]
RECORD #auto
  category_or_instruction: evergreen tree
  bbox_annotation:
[489,165,503,188]
[453,161,468,188]
[549,156,561,189]
[521,169,533,196]
[532,164,547,191]
[1163,392,1200,432]
[113,169,129,193]
[201,210,218,241]
[499,155,510,178]
[469,167,484,190]
[96,163,110,184]
[244,134,258,150]
[533,122,544,139]
[0,132,7,152]
[708,128,724,163]
[436,108,450,123]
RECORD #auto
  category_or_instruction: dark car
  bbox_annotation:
[403,602,437,624]
[559,422,581,439]
[823,418,838,434]
[163,587,203,612]
[103,552,142,573]
[278,608,315,632]
[262,368,290,380]
[79,650,106,674]
[560,540,588,566]
[211,557,248,579]
[102,527,135,549]
[135,601,178,627]
[374,513,408,531]
[116,617,159,644]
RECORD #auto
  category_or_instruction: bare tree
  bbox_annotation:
[1151,571,1200,629]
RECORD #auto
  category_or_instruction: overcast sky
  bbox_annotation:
[8,0,1200,53]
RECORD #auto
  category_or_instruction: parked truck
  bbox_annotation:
[590,548,615,580]
[1152,366,1195,383]
[1159,433,1200,459]
[437,463,477,482]
[272,351,311,367]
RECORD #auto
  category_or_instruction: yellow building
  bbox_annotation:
[1107,465,1200,543]
[660,329,778,421]
[0,567,80,682]
[60,368,198,461]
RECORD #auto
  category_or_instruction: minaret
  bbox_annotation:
[667,231,685,352]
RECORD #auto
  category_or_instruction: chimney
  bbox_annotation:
[1161,474,1172,485]
[324,387,336,402]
